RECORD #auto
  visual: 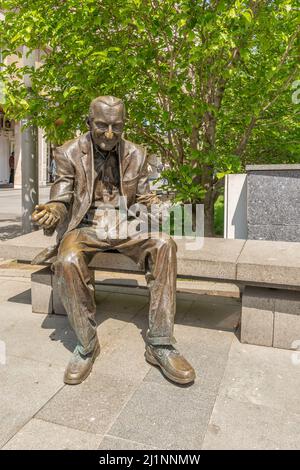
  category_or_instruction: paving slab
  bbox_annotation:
[0,355,64,448]
[3,418,102,450]
[108,381,212,450]
[36,373,137,435]
[212,337,300,414]
[98,435,157,450]
[0,278,31,303]
[202,396,300,450]
[0,301,77,367]
[95,291,150,351]
[96,313,141,350]
[182,295,241,332]
[93,319,152,383]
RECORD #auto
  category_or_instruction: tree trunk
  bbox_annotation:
[204,198,215,237]
[191,197,215,237]
[203,184,222,237]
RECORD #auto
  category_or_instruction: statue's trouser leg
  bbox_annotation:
[53,227,177,353]
[53,228,110,355]
[116,235,177,346]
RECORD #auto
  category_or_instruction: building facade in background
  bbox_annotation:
[0,11,52,188]
[0,110,52,188]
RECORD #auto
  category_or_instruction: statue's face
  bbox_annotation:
[89,102,124,151]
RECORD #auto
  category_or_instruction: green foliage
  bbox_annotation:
[0,0,299,233]
[214,195,224,237]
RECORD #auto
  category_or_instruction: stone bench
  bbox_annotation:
[1,231,300,351]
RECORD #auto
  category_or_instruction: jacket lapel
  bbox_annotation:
[119,138,131,178]
[80,133,94,202]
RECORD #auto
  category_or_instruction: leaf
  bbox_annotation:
[178,18,187,28]
[19,98,29,109]
[242,10,253,23]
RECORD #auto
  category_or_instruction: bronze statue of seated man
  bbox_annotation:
[32,96,195,386]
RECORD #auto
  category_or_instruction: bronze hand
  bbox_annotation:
[31,203,61,229]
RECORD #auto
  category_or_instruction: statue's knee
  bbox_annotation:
[168,237,177,251]
[56,250,81,270]
[155,236,177,253]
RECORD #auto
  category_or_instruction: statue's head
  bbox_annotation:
[87,96,125,151]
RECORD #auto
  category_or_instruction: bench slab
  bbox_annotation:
[0,231,246,280]
[237,239,300,288]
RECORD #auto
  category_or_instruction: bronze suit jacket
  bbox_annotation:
[33,132,153,264]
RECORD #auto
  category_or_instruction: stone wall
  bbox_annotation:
[246,164,300,242]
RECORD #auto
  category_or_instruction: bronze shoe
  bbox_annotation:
[64,342,100,385]
[145,345,196,385]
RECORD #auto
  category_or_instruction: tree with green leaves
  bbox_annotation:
[0,0,299,234]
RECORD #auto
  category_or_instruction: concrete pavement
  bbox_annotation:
[0,186,50,240]
[0,266,300,449]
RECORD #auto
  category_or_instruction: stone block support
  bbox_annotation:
[31,267,95,315]
[241,286,300,351]
[31,266,53,314]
